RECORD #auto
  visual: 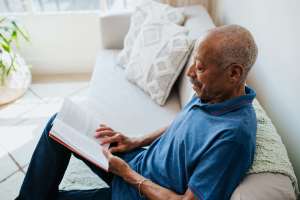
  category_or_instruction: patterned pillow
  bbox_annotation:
[125,21,193,105]
[117,0,185,69]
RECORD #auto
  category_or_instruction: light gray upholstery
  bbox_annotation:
[99,10,132,49]
[230,173,296,200]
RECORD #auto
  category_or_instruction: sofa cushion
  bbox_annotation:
[117,0,185,69]
[88,50,181,137]
[230,173,296,200]
[125,21,193,105]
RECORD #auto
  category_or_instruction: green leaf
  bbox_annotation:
[9,30,19,47]
[0,60,7,85]
[6,65,12,76]
[12,30,17,39]
[11,54,17,71]
[11,21,29,42]
[0,33,10,45]
[6,54,15,76]
[0,41,10,52]
[0,60,4,71]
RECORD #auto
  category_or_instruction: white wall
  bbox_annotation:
[210,0,300,184]
[16,12,102,74]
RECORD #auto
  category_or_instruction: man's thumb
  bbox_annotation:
[102,148,111,159]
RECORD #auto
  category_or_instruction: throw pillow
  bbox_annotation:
[117,0,185,69]
[125,21,193,105]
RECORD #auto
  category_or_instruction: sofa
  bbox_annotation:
[60,4,297,200]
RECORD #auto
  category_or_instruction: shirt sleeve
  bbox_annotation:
[188,139,251,200]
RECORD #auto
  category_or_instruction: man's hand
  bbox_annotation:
[103,148,131,177]
[95,124,141,153]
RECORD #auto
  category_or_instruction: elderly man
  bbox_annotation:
[16,24,258,200]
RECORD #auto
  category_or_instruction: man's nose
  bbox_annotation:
[187,64,195,78]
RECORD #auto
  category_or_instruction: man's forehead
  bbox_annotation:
[196,32,221,57]
[195,39,210,60]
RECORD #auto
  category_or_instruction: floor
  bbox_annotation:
[0,74,91,199]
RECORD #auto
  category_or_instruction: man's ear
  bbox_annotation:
[227,63,244,84]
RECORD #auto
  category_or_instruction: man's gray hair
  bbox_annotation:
[211,25,258,73]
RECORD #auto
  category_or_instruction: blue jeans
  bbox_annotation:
[15,114,113,200]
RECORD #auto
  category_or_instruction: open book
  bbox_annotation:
[49,98,109,171]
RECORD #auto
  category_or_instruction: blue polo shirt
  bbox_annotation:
[111,86,257,200]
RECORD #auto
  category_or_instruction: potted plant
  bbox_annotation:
[0,17,30,105]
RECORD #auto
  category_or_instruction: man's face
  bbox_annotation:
[187,38,232,103]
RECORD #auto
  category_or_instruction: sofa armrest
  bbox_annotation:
[99,10,132,49]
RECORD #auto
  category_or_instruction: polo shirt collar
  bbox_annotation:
[191,86,256,115]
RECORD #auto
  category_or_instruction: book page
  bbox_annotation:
[50,98,109,170]
[56,98,99,138]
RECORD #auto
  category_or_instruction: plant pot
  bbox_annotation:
[0,55,31,105]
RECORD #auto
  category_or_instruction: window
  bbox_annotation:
[0,0,27,13]
[0,0,134,14]
[32,0,100,12]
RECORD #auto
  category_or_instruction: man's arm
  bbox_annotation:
[103,149,197,200]
[124,168,197,200]
[135,125,169,147]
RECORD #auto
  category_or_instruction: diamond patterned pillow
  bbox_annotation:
[125,21,193,105]
[117,0,185,69]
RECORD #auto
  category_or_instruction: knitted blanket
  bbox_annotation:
[248,99,299,195]
[60,99,299,195]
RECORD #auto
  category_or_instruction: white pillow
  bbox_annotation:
[125,21,193,105]
[117,0,185,69]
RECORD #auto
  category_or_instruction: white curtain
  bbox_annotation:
[156,0,208,7]
[99,0,209,11]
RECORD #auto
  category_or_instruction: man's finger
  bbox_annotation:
[96,127,113,132]
[102,148,109,158]
[99,124,113,129]
[95,130,115,138]
[101,134,121,145]
[103,148,113,159]
[109,146,123,153]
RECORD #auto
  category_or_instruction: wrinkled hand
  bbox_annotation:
[103,148,131,177]
[95,124,140,153]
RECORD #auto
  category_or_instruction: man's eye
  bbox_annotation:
[194,59,205,73]
[195,60,205,71]
[196,69,204,73]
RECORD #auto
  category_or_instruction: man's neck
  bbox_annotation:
[207,84,246,104]
[233,84,246,97]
